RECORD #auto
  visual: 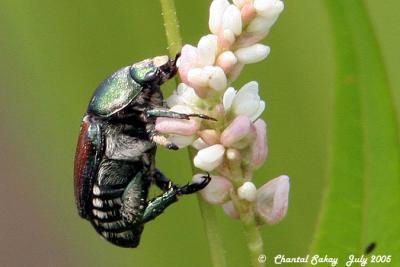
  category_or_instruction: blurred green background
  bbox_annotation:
[0,0,398,266]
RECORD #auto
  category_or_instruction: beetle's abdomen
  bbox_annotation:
[90,183,143,248]
[88,158,149,248]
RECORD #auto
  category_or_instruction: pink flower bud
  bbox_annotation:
[235,31,269,48]
[194,144,225,171]
[227,63,244,81]
[241,3,257,24]
[216,51,237,73]
[155,105,200,136]
[251,119,267,168]
[198,129,220,145]
[193,174,232,204]
[220,115,255,149]
[222,201,240,219]
[256,175,290,224]
[218,29,236,50]
[178,45,201,85]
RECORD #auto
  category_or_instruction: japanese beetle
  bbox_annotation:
[74,55,211,248]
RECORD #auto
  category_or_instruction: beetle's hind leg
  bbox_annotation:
[176,173,211,195]
[140,173,211,223]
[152,169,210,194]
[153,168,175,191]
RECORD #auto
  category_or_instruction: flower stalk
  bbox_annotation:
[159,1,289,267]
[160,0,182,56]
[160,1,227,267]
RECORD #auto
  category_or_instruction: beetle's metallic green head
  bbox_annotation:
[129,54,179,87]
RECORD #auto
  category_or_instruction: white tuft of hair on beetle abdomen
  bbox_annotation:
[89,182,139,244]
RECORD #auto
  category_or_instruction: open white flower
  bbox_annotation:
[223,81,266,121]
[166,83,201,108]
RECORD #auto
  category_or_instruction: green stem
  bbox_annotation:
[241,210,265,267]
[229,158,265,267]
[159,0,182,56]
[159,2,227,267]
[188,148,227,267]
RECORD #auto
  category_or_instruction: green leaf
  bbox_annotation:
[309,0,400,264]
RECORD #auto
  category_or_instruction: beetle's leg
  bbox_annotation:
[146,124,179,150]
[153,168,175,191]
[141,174,211,223]
[176,173,211,195]
[120,171,149,225]
[146,108,216,121]
[141,188,179,223]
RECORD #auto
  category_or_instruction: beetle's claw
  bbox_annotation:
[167,143,179,150]
[177,173,211,195]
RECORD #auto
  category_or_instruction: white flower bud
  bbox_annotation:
[216,51,237,73]
[254,0,284,20]
[232,0,246,9]
[203,66,227,91]
[209,0,230,34]
[192,137,208,150]
[222,87,236,111]
[222,5,242,36]
[235,44,270,64]
[222,29,236,45]
[247,16,274,33]
[168,134,195,148]
[238,181,257,202]
[226,148,241,161]
[188,68,209,87]
[194,144,225,171]
[198,34,218,66]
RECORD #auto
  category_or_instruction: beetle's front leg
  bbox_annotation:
[141,174,211,223]
[146,108,216,121]
[146,123,179,150]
